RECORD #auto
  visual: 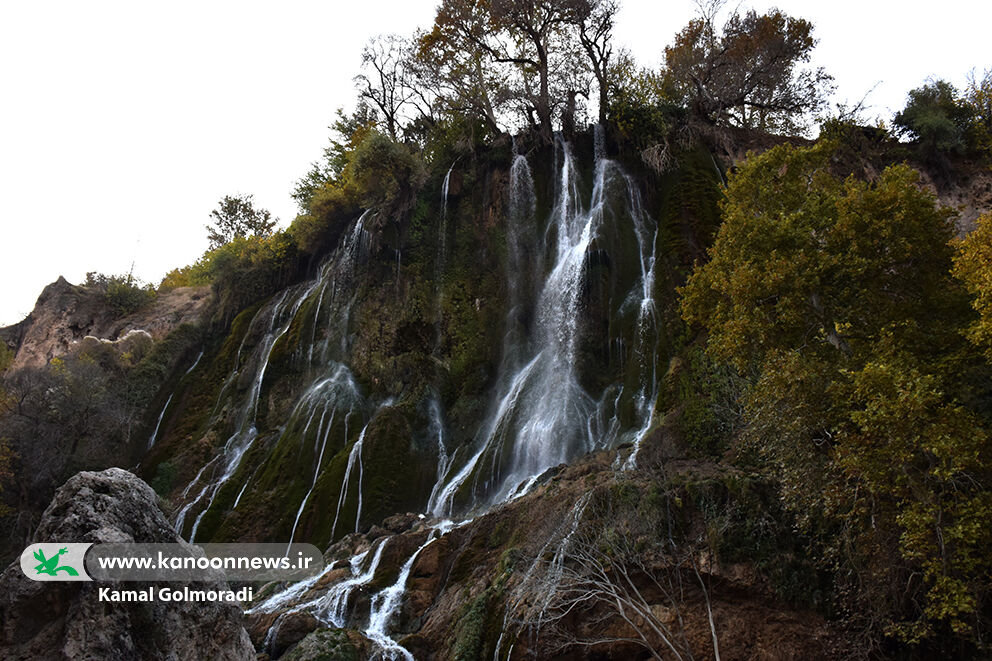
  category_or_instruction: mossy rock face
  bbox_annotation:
[154,127,722,553]
[358,404,435,526]
[281,627,362,661]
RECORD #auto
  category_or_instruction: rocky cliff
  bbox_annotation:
[1,277,211,373]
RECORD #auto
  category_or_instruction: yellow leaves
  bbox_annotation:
[953,211,992,359]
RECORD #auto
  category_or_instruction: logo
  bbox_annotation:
[20,543,93,581]
[33,547,78,576]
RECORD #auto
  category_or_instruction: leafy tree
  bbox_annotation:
[964,69,992,160]
[418,0,600,140]
[206,194,276,249]
[894,79,975,165]
[955,211,992,358]
[681,142,992,644]
[291,104,377,214]
[663,6,832,133]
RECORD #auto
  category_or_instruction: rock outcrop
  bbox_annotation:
[2,277,211,372]
[0,467,254,660]
[245,453,852,660]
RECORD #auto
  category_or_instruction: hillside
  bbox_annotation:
[2,1,992,659]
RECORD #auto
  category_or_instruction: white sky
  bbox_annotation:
[1,0,989,326]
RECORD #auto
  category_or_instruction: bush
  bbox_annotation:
[159,256,213,290]
[347,131,425,212]
[894,79,975,164]
[85,272,157,316]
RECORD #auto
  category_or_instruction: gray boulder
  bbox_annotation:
[0,467,255,660]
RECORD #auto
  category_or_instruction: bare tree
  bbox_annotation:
[355,34,418,140]
[575,0,618,124]
[503,485,723,660]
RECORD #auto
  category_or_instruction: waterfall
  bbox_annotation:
[146,394,173,450]
[316,537,390,627]
[331,422,369,539]
[366,523,450,660]
[433,161,457,354]
[177,131,663,657]
[430,132,661,514]
[425,394,453,516]
[174,211,373,540]
[145,349,203,451]
[286,364,363,551]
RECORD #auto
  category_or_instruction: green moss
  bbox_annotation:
[281,628,359,661]
[150,460,177,496]
[453,589,489,661]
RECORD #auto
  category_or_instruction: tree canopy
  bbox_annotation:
[206,194,277,250]
[663,6,832,133]
[681,142,992,644]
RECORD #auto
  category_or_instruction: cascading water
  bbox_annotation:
[424,394,453,516]
[432,130,660,515]
[172,130,662,660]
[146,349,203,450]
[147,394,173,450]
[286,364,363,551]
[331,420,369,539]
[365,522,452,660]
[173,211,374,541]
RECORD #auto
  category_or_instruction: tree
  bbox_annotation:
[355,35,419,140]
[964,69,992,157]
[894,79,975,166]
[574,0,618,124]
[291,104,377,214]
[680,142,992,644]
[954,211,992,358]
[206,194,276,249]
[419,0,596,140]
[663,6,832,133]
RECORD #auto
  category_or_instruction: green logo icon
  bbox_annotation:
[33,547,79,577]
[21,543,92,581]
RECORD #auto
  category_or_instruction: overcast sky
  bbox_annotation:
[1,0,989,326]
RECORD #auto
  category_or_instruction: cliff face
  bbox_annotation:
[144,132,693,554]
[1,277,211,373]
[12,127,990,660]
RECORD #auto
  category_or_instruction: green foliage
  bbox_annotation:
[158,255,213,290]
[0,343,13,374]
[674,345,742,457]
[680,141,992,645]
[288,183,360,256]
[209,232,299,320]
[291,105,377,213]
[85,272,157,316]
[150,460,177,497]
[609,54,678,151]
[453,590,488,661]
[954,212,992,358]
[206,193,276,250]
[348,131,425,210]
[964,69,992,161]
[894,79,976,166]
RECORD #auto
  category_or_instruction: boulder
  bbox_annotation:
[0,467,255,660]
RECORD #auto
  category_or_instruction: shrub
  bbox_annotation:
[85,272,157,316]
[894,79,975,164]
